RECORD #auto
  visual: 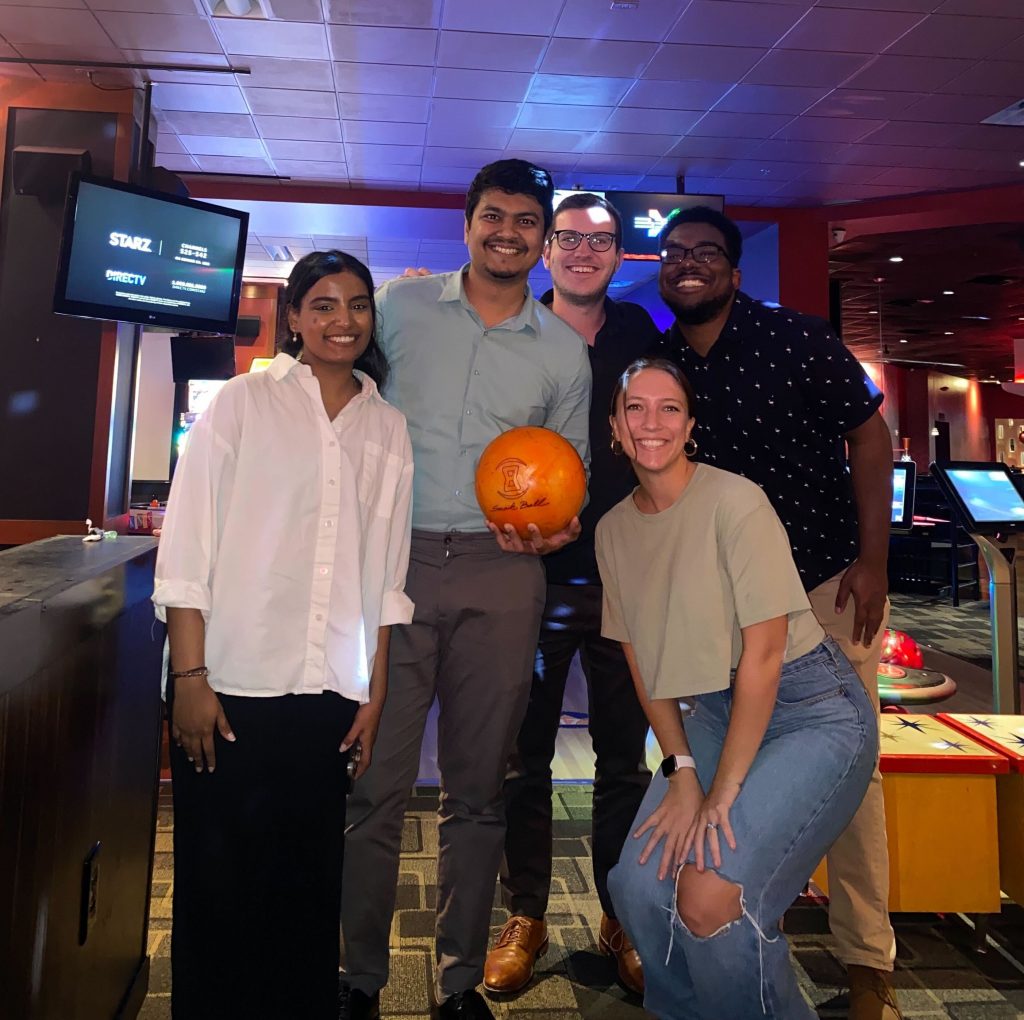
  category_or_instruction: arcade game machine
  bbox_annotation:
[168,334,235,475]
[877,461,958,707]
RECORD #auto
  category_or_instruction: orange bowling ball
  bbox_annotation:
[475,426,586,539]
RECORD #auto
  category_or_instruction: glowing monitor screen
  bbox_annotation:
[947,468,1024,523]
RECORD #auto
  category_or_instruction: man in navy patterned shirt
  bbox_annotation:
[654,207,900,1020]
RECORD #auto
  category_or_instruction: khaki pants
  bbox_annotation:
[807,572,896,971]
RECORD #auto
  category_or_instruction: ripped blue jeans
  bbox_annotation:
[608,639,877,1020]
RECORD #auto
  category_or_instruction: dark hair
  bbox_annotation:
[550,192,623,249]
[657,205,743,267]
[465,159,555,233]
[609,357,698,419]
[280,250,389,389]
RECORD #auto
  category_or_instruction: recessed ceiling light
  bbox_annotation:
[944,331,954,335]
[899,339,908,343]
[943,289,954,295]
[1019,160,1024,168]
[889,256,904,263]
[868,310,878,315]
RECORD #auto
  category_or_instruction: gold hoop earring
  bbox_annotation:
[610,437,623,456]
[684,437,698,458]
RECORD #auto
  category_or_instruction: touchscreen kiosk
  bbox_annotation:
[892,461,916,531]
[930,462,1024,534]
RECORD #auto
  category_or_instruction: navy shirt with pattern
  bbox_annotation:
[656,290,884,593]
[541,292,663,587]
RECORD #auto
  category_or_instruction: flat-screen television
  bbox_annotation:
[604,191,726,258]
[53,173,248,334]
[930,461,1024,534]
[892,461,916,531]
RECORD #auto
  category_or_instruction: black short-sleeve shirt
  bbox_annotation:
[542,293,663,586]
[656,291,884,592]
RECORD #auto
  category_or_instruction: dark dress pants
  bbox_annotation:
[500,583,651,919]
[169,689,357,1020]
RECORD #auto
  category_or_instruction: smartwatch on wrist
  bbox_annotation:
[661,754,697,778]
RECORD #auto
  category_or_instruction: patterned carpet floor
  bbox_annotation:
[141,781,1024,1019]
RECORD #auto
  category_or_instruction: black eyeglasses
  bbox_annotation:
[549,229,617,253]
[659,243,729,265]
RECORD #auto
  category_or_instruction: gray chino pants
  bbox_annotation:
[341,530,546,999]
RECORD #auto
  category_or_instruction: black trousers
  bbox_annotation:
[169,689,358,1020]
[500,584,651,919]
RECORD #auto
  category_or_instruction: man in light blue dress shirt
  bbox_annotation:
[340,160,592,1020]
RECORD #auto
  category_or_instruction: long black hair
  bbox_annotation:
[280,250,389,390]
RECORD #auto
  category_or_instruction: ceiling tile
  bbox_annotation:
[776,116,886,142]
[796,163,886,184]
[265,138,346,161]
[586,132,678,156]
[442,0,560,34]
[424,122,513,148]
[345,142,424,166]
[808,89,927,120]
[644,43,766,81]
[216,18,328,59]
[572,152,660,173]
[264,0,323,19]
[350,164,423,183]
[423,146,503,168]
[180,134,267,158]
[437,30,546,71]
[334,61,433,96]
[245,87,339,117]
[689,110,793,138]
[193,154,275,174]
[601,107,702,134]
[507,128,592,152]
[429,97,521,129]
[273,159,349,178]
[158,110,257,137]
[714,84,829,115]
[556,171,644,190]
[254,115,343,141]
[3,0,84,7]
[844,54,974,92]
[815,0,937,9]
[621,79,733,110]
[153,83,249,114]
[0,6,109,46]
[541,38,658,78]
[934,60,1024,95]
[742,49,873,87]
[887,14,1019,58]
[752,137,852,162]
[949,123,1024,152]
[869,165,1013,188]
[344,120,427,145]
[94,11,221,51]
[636,174,678,190]
[155,134,187,154]
[666,1,805,47]
[555,0,691,42]
[339,93,431,123]
[900,92,1015,122]
[668,135,766,159]
[420,165,478,185]
[325,0,441,27]
[707,177,784,197]
[433,68,533,102]
[155,153,200,172]
[506,151,579,171]
[86,0,197,12]
[776,8,924,52]
[936,0,1024,13]
[857,120,964,146]
[518,104,612,132]
[836,142,938,166]
[527,74,633,106]
[328,25,438,65]
[718,158,810,180]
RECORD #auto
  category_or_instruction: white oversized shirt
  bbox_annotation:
[152,353,414,703]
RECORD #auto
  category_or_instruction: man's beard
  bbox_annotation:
[663,287,734,325]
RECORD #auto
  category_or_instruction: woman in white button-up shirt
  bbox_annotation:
[152,250,414,1020]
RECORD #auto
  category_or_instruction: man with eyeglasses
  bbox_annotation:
[654,206,901,1020]
[483,192,660,999]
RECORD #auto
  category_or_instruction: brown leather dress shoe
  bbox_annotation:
[483,915,548,993]
[847,965,904,1020]
[598,914,644,996]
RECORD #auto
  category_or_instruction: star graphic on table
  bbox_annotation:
[1007,734,1024,749]
[881,731,899,742]
[968,717,994,728]
[937,740,968,752]
[894,718,928,732]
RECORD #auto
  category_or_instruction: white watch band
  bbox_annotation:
[662,754,697,776]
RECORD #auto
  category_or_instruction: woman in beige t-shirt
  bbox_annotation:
[596,358,877,1019]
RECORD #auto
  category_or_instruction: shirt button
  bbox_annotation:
[466,409,472,416]
[319,566,329,576]
[473,370,480,376]
[324,520,333,528]
[455,489,461,496]
[315,614,323,621]
[459,449,466,456]
[328,478,336,485]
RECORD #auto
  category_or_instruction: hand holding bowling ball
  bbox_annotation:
[475,427,587,551]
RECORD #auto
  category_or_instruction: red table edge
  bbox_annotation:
[878,715,1011,775]
[938,713,1024,774]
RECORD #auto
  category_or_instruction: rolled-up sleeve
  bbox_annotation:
[152,403,237,622]
[379,424,415,626]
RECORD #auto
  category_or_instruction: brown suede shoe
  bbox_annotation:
[482,915,548,994]
[847,965,903,1020]
[598,914,644,996]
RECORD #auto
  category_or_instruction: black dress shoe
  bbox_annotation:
[338,981,380,1020]
[430,988,495,1019]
